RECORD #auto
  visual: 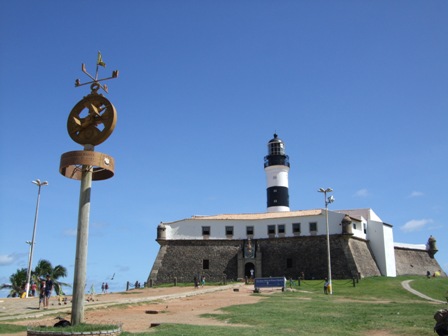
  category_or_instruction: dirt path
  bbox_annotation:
[4,285,263,334]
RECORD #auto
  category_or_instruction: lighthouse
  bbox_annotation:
[264,133,290,212]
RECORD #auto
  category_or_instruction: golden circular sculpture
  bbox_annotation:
[67,93,117,146]
[59,150,115,180]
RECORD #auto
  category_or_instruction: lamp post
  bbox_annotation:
[318,187,334,294]
[25,179,48,298]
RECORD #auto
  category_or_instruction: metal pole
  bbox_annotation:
[325,200,333,295]
[318,188,333,295]
[25,241,32,298]
[71,147,93,325]
[25,180,47,298]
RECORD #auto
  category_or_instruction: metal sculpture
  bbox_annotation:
[59,52,118,325]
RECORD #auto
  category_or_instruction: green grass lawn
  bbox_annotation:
[1,276,447,336]
[122,276,448,336]
[0,324,26,334]
[410,276,448,303]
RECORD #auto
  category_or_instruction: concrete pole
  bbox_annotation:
[26,180,48,298]
[325,206,333,295]
[71,146,93,325]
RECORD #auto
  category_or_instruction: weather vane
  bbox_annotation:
[74,51,119,94]
[64,52,119,148]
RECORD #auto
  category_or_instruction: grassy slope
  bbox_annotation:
[136,276,448,336]
[1,276,447,336]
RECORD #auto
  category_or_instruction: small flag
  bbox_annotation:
[97,51,106,67]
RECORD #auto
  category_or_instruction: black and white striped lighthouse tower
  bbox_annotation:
[264,133,290,212]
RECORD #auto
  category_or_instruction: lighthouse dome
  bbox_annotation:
[264,133,290,168]
[267,133,286,155]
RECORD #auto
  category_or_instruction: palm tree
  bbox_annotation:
[33,259,70,295]
[8,268,27,297]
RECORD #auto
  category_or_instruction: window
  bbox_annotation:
[225,226,234,236]
[246,226,254,236]
[278,224,285,234]
[309,222,317,232]
[271,142,285,155]
[202,226,210,236]
[287,258,293,268]
[268,225,276,235]
[203,259,209,270]
[292,223,301,233]
[353,223,357,230]
[363,223,367,234]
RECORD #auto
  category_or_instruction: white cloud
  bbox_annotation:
[63,228,77,236]
[0,254,17,266]
[354,188,369,197]
[408,191,424,198]
[400,218,433,232]
[116,265,130,272]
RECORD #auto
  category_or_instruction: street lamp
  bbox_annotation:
[318,187,334,294]
[25,179,48,298]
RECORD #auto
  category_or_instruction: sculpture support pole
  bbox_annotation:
[71,145,94,325]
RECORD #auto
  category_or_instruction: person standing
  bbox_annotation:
[101,283,105,293]
[44,275,53,309]
[39,280,46,309]
[323,277,329,294]
[30,282,37,297]
[201,275,206,287]
[105,282,109,293]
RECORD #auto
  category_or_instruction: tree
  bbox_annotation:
[33,259,70,295]
[8,268,27,297]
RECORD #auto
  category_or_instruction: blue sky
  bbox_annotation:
[1,1,447,296]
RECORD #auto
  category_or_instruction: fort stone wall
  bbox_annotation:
[149,235,387,284]
[394,247,446,276]
[152,240,241,283]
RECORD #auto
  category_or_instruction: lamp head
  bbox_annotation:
[32,180,48,186]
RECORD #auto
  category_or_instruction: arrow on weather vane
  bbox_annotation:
[75,51,119,93]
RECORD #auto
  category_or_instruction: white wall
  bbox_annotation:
[163,211,349,240]
[160,208,398,277]
[367,219,396,277]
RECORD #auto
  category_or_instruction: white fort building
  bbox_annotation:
[148,134,444,283]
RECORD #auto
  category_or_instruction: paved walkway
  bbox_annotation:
[401,280,446,304]
[0,284,242,323]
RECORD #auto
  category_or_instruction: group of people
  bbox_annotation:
[427,270,443,278]
[101,282,109,294]
[38,275,53,309]
[194,275,206,288]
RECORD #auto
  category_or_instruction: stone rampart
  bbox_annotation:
[395,247,446,276]
[153,240,241,283]
[150,235,385,283]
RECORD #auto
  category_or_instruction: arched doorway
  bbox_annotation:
[245,262,255,279]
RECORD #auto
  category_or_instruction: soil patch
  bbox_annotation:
[4,286,262,334]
